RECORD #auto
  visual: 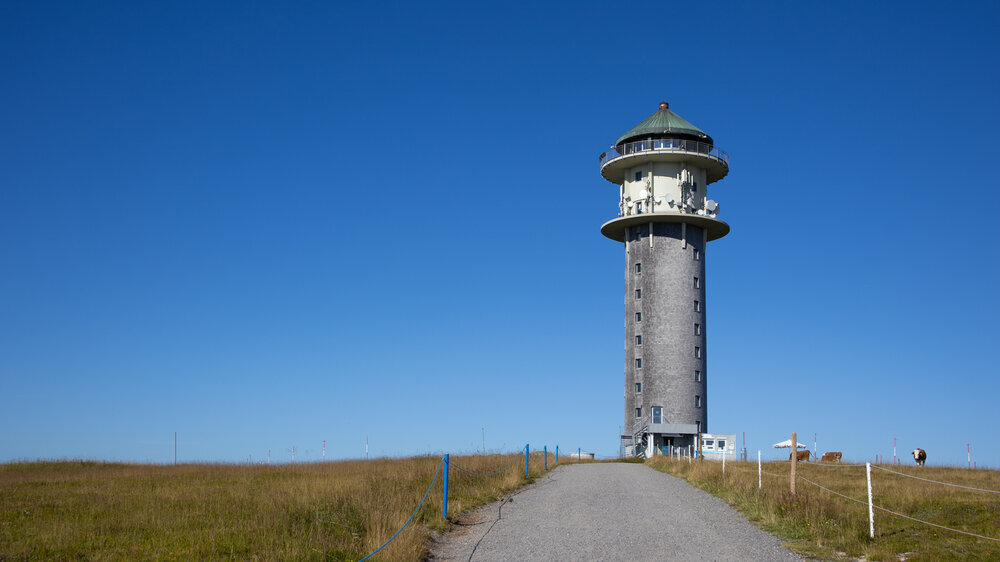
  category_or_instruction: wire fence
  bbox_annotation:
[871,464,1000,494]
[358,457,444,561]
[450,454,523,477]
[357,443,588,560]
[682,453,1000,546]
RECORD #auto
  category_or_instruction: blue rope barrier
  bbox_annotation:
[358,457,443,561]
[450,453,523,477]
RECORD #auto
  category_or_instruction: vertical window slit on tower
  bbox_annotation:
[694,300,700,312]
[636,335,642,345]
[635,312,642,322]
[635,358,642,368]
[635,289,641,299]
[694,323,701,335]
[635,407,642,418]
[694,370,701,382]
[635,382,641,393]
[695,396,702,408]
[694,346,701,358]
[693,248,700,261]
[635,263,641,274]
[694,276,700,288]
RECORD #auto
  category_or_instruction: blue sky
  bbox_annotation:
[2,1,998,467]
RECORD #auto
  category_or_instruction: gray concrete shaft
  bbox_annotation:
[624,222,707,443]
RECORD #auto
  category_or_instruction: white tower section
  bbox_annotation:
[600,102,731,458]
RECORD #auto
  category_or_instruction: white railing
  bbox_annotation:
[600,138,729,168]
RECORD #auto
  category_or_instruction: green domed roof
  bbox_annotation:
[616,102,712,145]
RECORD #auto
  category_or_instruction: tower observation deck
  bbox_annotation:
[600,102,731,458]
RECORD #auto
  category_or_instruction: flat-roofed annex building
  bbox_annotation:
[599,102,731,458]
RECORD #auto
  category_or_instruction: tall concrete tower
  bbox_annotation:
[600,102,730,458]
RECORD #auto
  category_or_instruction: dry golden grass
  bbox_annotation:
[0,452,555,561]
[647,457,1000,560]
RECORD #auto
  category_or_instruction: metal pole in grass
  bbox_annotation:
[525,444,529,477]
[578,447,581,463]
[722,452,726,474]
[544,445,547,470]
[866,462,875,538]
[443,454,449,519]
[556,445,559,463]
[758,450,762,489]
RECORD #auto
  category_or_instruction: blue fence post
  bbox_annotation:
[578,447,581,463]
[556,445,559,463]
[544,445,548,470]
[525,444,529,477]
[443,454,449,519]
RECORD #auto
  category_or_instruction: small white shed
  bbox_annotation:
[699,433,737,461]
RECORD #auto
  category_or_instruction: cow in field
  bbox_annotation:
[789,450,810,462]
[821,452,842,463]
[912,448,927,466]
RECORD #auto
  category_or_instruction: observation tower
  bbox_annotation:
[600,102,731,458]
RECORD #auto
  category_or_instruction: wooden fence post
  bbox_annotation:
[790,431,797,495]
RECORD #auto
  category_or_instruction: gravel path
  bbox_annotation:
[428,462,801,561]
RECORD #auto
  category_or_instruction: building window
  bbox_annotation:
[694,346,701,358]
[695,395,702,408]
[652,406,662,424]
[694,300,700,312]
[694,323,701,335]
[635,289,641,299]
[635,201,643,214]
[635,407,642,418]
[717,439,726,449]
[693,248,700,261]
[635,382,641,393]
[635,171,642,181]
[694,370,701,382]
[694,276,700,289]
[696,421,701,433]
[635,335,642,345]
[635,358,642,368]
[635,263,641,274]
[635,312,642,322]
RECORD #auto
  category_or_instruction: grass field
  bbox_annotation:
[0,452,552,560]
[647,456,1000,560]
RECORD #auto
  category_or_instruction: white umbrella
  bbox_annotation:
[772,439,807,449]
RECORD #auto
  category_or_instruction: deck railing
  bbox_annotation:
[600,138,729,168]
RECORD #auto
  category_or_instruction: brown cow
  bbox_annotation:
[821,452,843,463]
[913,448,927,466]
[789,450,810,462]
